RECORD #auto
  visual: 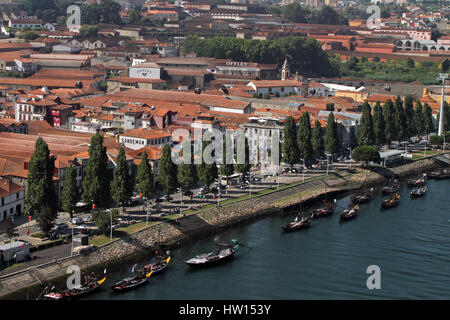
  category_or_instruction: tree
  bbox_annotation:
[383,99,396,144]
[282,116,300,168]
[429,135,443,146]
[406,57,415,68]
[325,112,339,155]
[281,2,309,23]
[297,112,314,161]
[178,150,198,189]
[312,6,348,25]
[157,144,178,195]
[219,139,234,184]
[135,151,155,200]
[197,136,219,187]
[61,164,78,218]
[22,31,39,41]
[312,120,325,158]
[24,137,57,235]
[5,218,16,240]
[352,145,380,166]
[444,101,450,131]
[111,147,133,208]
[235,136,251,183]
[441,58,450,73]
[373,102,386,146]
[79,25,98,38]
[82,133,110,208]
[404,95,415,138]
[394,96,408,141]
[93,209,119,236]
[423,103,435,136]
[358,102,375,146]
[414,100,425,136]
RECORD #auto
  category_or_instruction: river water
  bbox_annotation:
[87,178,450,300]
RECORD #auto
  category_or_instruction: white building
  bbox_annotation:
[129,62,162,79]
[247,80,304,98]
[0,178,24,222]
[119,128,172,150]
[8,18,42,29]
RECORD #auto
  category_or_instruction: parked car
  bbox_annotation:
[240,185,247,190]
[82,215,92,223]
[163,195,173,202]
[183,190,193,197]
[219,184,228,190]
[210,187,218,194]
[253,177,262,182]
[72,244,95,255]
[290,168,299,173]
[71,217,83,225]
[282,167,290,173]
[155,198,163,203]
[54,222,68,231]
[199,187,210,194]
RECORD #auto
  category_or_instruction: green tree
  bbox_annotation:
[157,144,178,195]
[406,57,415,68]
[325,112,339,155]
[24,137,57,235]
[423,103,435,136]
[414,100,425,136]
[219,139,234,184]
[441,58,450,72]
[197,136,219,187]
[429,135,443,145]
[358,102,375,146]
[135,150,155,199]
[352,145,380,166]
[394,96,408,141]
[82,133,110,208]
[93,209,119,236]
[177,149,198,189]
[404,95,416,138]
[111,147,133,208]
[383,99,396,143]
[61,164,78,218]
[312,6,348,25]
[235,136,251,183]
[5,218,16,240]
[444,101,450,131]
[282,116,300,168]
[281,2,309,23]
[312,120,325,158]
[79,25,98,38]
[297,112,314,161]
[373,102,386,146]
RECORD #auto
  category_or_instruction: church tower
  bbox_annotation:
[281,58,290,81]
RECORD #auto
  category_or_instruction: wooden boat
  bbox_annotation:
[63,272,106,299]
[382,184,399,195]
[144,256,171,274]
[185,241,238,268]
[381,193,400,209]
[282,216,311,232]
[411,186,427,198]
[311,203,336,219]
[351,194,371,204]
[407,176,427,187]
[432,171,450,180]
[339,205,359,221]
[36,285,65,300]
[111,270,153,292]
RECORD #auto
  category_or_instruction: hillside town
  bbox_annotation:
[0,0,450,299]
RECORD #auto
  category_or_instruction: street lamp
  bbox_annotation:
[302,159,305,182]
[326,154,329,175]
[437,73,448,136]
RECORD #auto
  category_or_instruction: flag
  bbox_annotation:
[131,264,136,273]
[28,216,32,221]
[13,253,17,259]
[294,216,298,222]
[20,243,24,248]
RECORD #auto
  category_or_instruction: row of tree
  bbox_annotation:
[282,112,339,168]
[358,96,448,147]
[182,35,340,77]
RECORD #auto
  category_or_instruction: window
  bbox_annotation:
[16,193,19,199]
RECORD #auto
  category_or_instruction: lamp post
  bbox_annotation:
[109,210,112,241]
[302,159,305,182]
[71,226,74,256]
[326,154,329,175]
[437,73,448,137]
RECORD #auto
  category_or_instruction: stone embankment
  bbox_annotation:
[0,156,447,299]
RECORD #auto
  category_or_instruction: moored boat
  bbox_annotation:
[411,186,427,198]
[351,194,371,204]
[408,175,427,187]
[63,270,106,299]
[382,184,399,195]
[311,203,336,219]
[185,240,238,268]
[36,285,65,300]
[282,216,311,232]
[339,205,359,221]
[381,193,400,209]
[111,270,153,292]
[144,256,171,274]
[431,170,450,180]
